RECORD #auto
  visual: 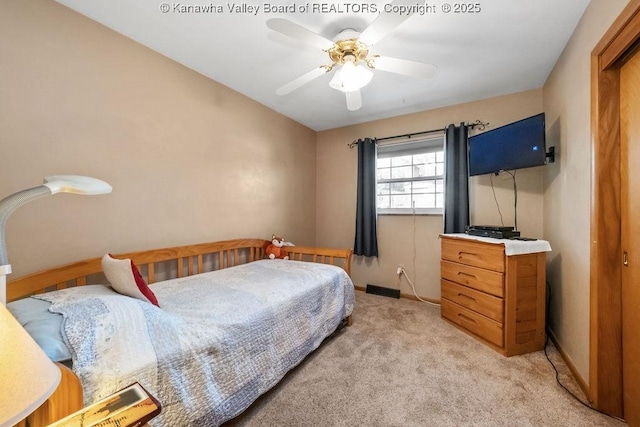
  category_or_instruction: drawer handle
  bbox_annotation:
[457,293,476,302]
[457,313,477,324]
[458,251,479,259]
[457,272,477,281]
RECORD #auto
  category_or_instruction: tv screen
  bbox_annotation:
[468,113,546,176]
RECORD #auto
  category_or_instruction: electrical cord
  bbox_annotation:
[399,267,440,306]
[489,173,505,226]
[490,170,518,230]
[544,281,625,423]
[399,202,440,306]
[505,170,518,231]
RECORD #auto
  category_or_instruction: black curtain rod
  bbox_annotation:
[377,127,446,142]
[348,120,489,148]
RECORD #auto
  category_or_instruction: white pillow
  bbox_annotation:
[101,254,159,307]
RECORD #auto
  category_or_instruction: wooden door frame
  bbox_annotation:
[590,0,640,417]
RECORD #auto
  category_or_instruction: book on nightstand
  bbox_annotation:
[47,383,161,427]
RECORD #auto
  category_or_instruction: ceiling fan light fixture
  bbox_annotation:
[268,16,437,112]
[329,60,373,93]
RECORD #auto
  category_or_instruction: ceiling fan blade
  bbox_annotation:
[359,0,418,46]
[345,90,362,111]
[267,31,311,52]
[276,67,329,96]
[267,18,335,51]
[372,56,437,79]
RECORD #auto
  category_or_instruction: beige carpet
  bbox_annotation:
[225,291,626,426]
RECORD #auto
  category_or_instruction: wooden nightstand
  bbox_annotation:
[47,382,160,427]
[16,363,83,427]
[440,234,550,356]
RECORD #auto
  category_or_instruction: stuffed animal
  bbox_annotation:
[266,235,290,260]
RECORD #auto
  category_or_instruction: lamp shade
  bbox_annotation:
[329,61,373,93]
[0,304,60,426]
[43,175,112,195]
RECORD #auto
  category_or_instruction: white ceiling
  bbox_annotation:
[56,0,591,131]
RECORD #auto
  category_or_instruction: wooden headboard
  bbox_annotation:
[7,238,352,302]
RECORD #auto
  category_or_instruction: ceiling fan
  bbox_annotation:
[267,0,437,111]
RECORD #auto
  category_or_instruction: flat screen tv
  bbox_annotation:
[468,113,546,176]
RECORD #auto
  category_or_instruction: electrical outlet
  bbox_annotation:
[396,265,403,275]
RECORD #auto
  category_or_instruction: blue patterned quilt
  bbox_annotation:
[36,260,355,426]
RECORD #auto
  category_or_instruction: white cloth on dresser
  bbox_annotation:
[440,233,552,256]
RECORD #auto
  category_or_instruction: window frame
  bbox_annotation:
[376,135,445,216]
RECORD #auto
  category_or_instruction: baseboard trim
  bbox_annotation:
[547,328,591,402]
[354,285,441,305]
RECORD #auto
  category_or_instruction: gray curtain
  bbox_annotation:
[444,124,470,233]
[354,138,378,256]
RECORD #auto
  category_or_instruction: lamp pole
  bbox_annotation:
[0,176,112,305]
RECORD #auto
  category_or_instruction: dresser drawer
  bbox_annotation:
[441,279,504,323]
[441,299,503,348]
[441,238,505,272]
[440,260,504,297]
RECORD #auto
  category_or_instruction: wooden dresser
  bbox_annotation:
[440,234,548,356]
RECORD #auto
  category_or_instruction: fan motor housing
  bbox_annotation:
[328,39,369,65]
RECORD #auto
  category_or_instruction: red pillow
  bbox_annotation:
[101,254,159,307]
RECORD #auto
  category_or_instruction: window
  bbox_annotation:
[376,136,445,214]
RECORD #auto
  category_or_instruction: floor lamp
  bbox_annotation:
[0,175,111,426]
[0,175,112,305]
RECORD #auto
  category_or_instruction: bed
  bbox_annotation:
[6,238,355,426]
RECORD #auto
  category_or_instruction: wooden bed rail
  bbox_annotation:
[7,239,353,302]
[286,246,352,276]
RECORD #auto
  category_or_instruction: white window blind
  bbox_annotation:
[376,135,445,214]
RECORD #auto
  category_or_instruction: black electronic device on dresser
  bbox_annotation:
[466,225,521,239]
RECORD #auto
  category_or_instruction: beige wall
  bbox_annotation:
[2,0,626,390]
[0,0,317,278]
[542,0,629,384]
[316,89,544,299]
